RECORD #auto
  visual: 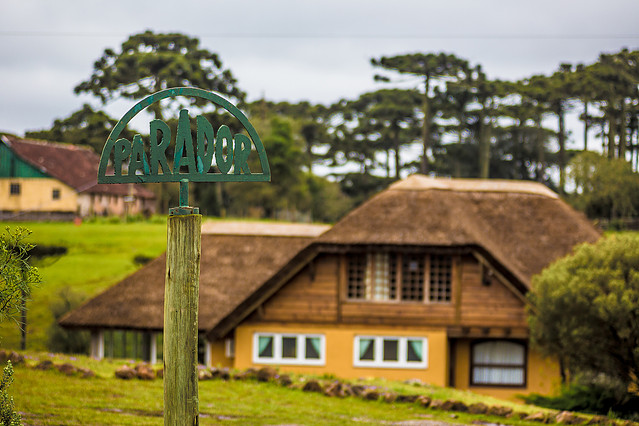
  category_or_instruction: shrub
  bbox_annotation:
[0,361,21,426]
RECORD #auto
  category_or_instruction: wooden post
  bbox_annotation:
[164,210,201,425]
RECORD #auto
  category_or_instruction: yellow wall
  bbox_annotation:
[210,339,233,369]
[0,178,77,212]
[452,338,560,401]
[224,322,449,386]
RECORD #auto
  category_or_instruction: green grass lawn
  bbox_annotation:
[0,220,168,350]
[10,352,560,426]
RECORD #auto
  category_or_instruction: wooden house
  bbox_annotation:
[60,175,601,399]
[0,135,155,220]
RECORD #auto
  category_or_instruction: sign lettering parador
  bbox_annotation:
[98,87,271,183]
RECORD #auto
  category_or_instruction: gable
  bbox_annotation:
[0,142,49,178]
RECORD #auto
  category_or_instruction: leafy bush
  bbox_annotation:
[0,361,21,426]
[47,287,90,354]
[523,383,639,420]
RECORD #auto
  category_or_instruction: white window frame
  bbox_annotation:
[225,337,235,358]
[253,333,325,366]
[353,335,428,369]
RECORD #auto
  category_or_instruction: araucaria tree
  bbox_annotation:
[75,30,244,120]
[528,234,639,393]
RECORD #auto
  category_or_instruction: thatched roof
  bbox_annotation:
[318,175,600,288]
[59,222,324,331]
[1,135,155,199]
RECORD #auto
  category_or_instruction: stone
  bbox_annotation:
[199,369,213,380]
[429,399,444,409]
[302,380,323,393]
[587,415,611,425]
[7,351,25,366]
[324,381,346,398]
[134,364,155,380]
[416,395,432,407]
[115,365,136,379]
[556,411,586,425]
[382,392,397,403]
[256,366,278,382]
[57,363,77,376]
[363,390,380,401]
[278,374,293,387]
[350,385,366,397]
[468,402,488,414]
[450,400,469,413]
[525,411,551,423]
[34,360,55,370]
[487,405,513,417]
[396,394,419,404]
[78,367,96,378]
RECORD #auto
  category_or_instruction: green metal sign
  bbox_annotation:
[98,87,270,184]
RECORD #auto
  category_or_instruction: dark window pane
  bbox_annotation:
[282,337,297,358]
[10,183,20,195]
[305,337,320,360]
[258,336,273,358]
[348,254,367,299]
[407,340,423,362]
[383,339,398,361]
[429,255,452,302]
[359,338,375,361]
[401,255,424,301]
[52,189,60,200]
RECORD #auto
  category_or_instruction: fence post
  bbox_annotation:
[164,182,201,425]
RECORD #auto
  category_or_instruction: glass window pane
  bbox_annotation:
[473,341,524,365]
[407,339,423,362]
[473,367,524,385]
[383,339,398,361]
[305,337,320,360]
[258,336,273,358]
[282,337,297,358]
[359,338,375,361]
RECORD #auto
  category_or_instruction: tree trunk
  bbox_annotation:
[478,104,491,179]
[583,101,589,151]
[536,118,545,182]
[557,104,566,194]
[420,75,431,174]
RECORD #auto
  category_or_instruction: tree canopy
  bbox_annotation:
[74,30,244,120]
[528,234,639,394]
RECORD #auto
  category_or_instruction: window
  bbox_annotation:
[429,255,452,302]
[471,341,526,387]
[253,333,325,366]
[52,189,61,200]
[225,338,235,358]
[401,254,424,301]
[347,252,452,303]
[9,183,20,195]
[354,336,428,369]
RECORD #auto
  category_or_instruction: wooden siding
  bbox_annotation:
[249,251,527,330]
[458,254,527,328]
[252,254,339,323]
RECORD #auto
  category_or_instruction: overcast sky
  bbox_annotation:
[1,0,639,142]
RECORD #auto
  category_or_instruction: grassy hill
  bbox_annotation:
[0,220,167,350]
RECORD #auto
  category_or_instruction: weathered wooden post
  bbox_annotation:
[97,87,270,425]
[164,180,201,424]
